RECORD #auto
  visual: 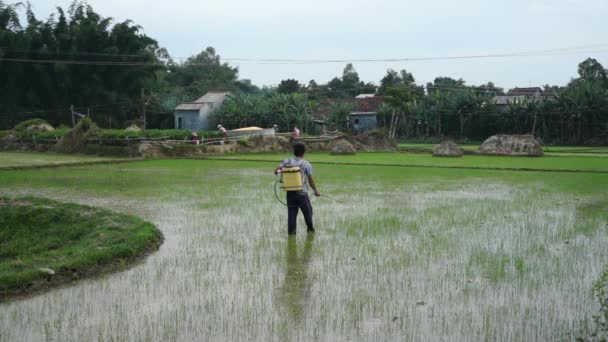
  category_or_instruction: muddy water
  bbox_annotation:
[0,177,606,341]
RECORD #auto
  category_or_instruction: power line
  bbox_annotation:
[2,43,607,66]
[0,47,153,59]
[0,58,151,66]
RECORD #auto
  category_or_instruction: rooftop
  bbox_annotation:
[350,111,377,116]
[175,91,231,111]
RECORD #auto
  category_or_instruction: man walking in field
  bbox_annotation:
[274,143,320,235]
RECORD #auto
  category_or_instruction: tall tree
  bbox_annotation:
[577,58,607,83]
[0,1,162,129]
[277,79,301,94]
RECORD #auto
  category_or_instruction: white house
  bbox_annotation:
[174,91,230,130]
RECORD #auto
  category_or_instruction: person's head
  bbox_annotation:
[217,124,222,129]
[293,143,305,157]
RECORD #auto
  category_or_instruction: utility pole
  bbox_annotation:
[70,104,75,127]
[141,87,146,130]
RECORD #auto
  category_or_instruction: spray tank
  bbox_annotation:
[279,166,303,192]
[273,166,303,206]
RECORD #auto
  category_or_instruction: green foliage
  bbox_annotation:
[212,91,315,133]
[277,79,301,94]
[237,137,251,147]
[166,47,241,101]
[93,129,219,140]
[325,64,377,97]
[12,119,51,131]
[0,1,162,130]
[1,1,607,145]
[0,196,162,296]
[13,128,68,140]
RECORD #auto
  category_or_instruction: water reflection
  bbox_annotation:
[278,234,315,324]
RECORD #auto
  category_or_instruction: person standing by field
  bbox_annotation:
[292,126,301,138]
[274,143,320,235]
[217,124,228,144]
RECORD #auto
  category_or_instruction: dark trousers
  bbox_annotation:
[286,192,314,235]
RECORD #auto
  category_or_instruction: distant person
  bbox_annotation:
[292,126,301,138]
[274,143,320,235]
[273,124,279,133]
[217,124,228,145]
[190,131,199,145]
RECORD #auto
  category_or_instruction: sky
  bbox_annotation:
[24,0,608,90]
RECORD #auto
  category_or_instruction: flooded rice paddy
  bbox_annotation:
[0,159,607,341]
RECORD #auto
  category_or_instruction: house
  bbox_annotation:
[174,91,230,130]
[349,94,384,133]
[349,112,378,133]
[491,87,553,112]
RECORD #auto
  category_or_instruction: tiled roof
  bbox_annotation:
[506,87,542,96]
[350,112,377,116]
[175,91,230,111]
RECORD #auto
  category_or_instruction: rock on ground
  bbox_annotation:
[479,134,543,156]
[329,140,357,155]
[241,134,291,152]
[353,130,396,151]
[26,124,55,132]
[125,125,142,132]
[433,141,464,157]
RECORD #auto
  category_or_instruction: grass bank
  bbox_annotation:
[212,151,608,172]
[0,196,163,301]
[0,152,123,168]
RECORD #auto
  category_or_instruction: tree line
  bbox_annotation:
[1,1,607,144]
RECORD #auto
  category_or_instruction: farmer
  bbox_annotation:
[190,131,199,145]
[292,126,301,138]
[217,124,228,144]
[274,143,320,235]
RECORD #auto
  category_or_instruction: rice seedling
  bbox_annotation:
[0,157,606,341]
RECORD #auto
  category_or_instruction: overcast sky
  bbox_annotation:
[26,0,608,89]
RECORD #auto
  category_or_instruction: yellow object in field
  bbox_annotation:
[281,166,303,191]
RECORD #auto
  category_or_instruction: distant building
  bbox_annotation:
[349,94,384,133]
[349,112,378,133]
[174,91,230,130]
[492,87,554,112]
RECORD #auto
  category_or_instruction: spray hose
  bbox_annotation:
[273,176,344,206]
[274,178,288,206]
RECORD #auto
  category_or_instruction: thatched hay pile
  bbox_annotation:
[53,118,99,154]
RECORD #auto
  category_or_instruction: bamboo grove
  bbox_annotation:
[1,1,607,144]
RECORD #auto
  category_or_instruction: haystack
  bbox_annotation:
[53,118,99,153]
[433,141,464,157]
[478,134,543,156]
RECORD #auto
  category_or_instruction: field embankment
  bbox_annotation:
[0,196,163,301]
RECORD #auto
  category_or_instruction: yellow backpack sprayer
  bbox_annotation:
[274,166,303,206]
[273,165,344,206]
[279,166,303,192]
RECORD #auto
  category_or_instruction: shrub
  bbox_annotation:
[93,129,220,141]
[13,119,51,132]
[237,137,251,147]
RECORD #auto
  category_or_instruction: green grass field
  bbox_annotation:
[0,197,162,299]
[215,151,608,172]
[0,152,120,168]
[398,143,608,157]
[0,154,606,340]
